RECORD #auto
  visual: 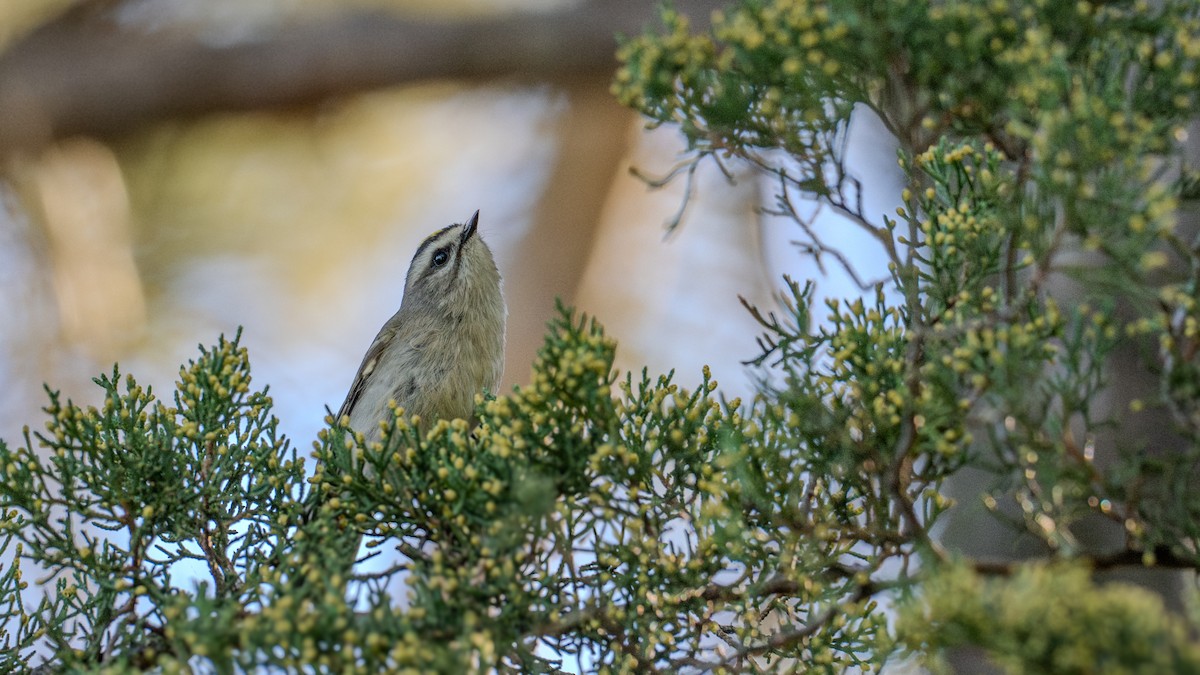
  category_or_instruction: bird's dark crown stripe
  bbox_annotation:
[410,224,458,266]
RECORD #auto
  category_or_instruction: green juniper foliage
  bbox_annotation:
[612,0,1200,670]
[5,0,1200,672]
[898,562,1200,673]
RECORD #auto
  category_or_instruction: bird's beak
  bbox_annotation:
[460,210,480,245]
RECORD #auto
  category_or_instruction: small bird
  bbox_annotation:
[284,212,503,590]
[338,210,506,443]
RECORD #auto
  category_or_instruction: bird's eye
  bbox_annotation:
[432,250,450,267]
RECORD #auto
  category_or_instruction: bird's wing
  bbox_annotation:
[336,328,393,422]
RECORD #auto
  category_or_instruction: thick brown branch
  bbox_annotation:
[0,0,725,153]
[971,544,1200,575]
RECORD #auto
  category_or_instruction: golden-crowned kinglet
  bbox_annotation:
[337,210,506,442]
